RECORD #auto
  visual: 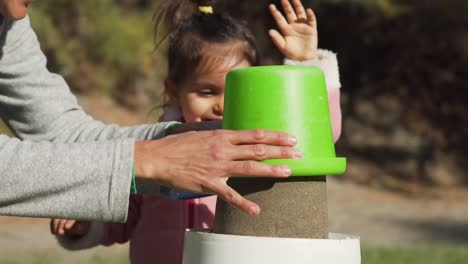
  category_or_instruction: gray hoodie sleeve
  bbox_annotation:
[0,16,169,143]
[0,16,169,221]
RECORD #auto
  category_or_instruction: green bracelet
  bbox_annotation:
[131,163,137,194]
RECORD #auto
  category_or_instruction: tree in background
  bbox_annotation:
[222,0,468,188]
[29,0,164,110]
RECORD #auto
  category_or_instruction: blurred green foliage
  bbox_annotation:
[222,0,468,186]
[28,0,165,108]
[20,0,468,185]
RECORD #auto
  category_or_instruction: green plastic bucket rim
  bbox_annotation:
[262,157,346,176]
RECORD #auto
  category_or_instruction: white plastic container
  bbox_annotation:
[183,231,361,264]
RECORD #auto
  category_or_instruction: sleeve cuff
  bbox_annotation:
[134,121,182,195]
[284,49,341,90]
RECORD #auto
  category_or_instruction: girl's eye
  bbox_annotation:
[196,89,215,97]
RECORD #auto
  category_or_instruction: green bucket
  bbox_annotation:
[223,65,346,176]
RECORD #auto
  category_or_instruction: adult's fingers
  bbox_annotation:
[269,4,291,35]
[229,144,301,161]
[292,0,307,20]
[213,183,261,216]
[281,0,298,23]
[229,161,291,178]
[228,129,297,146]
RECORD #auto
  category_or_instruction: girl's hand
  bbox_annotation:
[268,0,318,61]
[50,219,91,237]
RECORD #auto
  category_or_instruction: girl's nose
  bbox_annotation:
[213,97,224,116]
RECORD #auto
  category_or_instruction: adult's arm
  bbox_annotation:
[0,134,133,221]
[0,16,170,143]
[0,16,170,221]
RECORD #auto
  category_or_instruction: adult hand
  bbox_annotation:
[134,129,301,215]
[268,0,318,61]
[50,219,90,237]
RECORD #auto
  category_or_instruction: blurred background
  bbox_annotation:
[0,0,467,263]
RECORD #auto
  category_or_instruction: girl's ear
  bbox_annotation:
[164,79,181,108]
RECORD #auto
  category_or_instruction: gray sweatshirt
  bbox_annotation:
[0,16,170,222]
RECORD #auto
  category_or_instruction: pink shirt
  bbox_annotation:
[100,195,217,264]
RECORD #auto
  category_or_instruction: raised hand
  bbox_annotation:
[269,0,318,61]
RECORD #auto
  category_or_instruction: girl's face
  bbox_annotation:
[167,58,251,122]
[0,0,32,20]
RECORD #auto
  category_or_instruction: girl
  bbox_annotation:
[51,0,342,263]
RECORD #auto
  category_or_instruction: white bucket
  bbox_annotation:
[183,231,361,264]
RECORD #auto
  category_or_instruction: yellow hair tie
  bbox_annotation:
[198,6,214,14]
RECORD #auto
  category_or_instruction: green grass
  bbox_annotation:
[362,244,468,264]
[2,244,468,264]
[0,253,60,264]
[0,251,129,264]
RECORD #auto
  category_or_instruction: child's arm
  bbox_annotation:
[51,219,102,250]
[52,195,142,250]
[283,51,342,142]
[269,0,342,141]
[100,194,143,246]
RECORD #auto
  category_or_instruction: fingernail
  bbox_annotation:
[293,149,302,158]
[288,136,297,145]
[249,205,260,215]
[282,166,292,176]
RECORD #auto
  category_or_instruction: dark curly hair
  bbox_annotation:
[155,0,260,86]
